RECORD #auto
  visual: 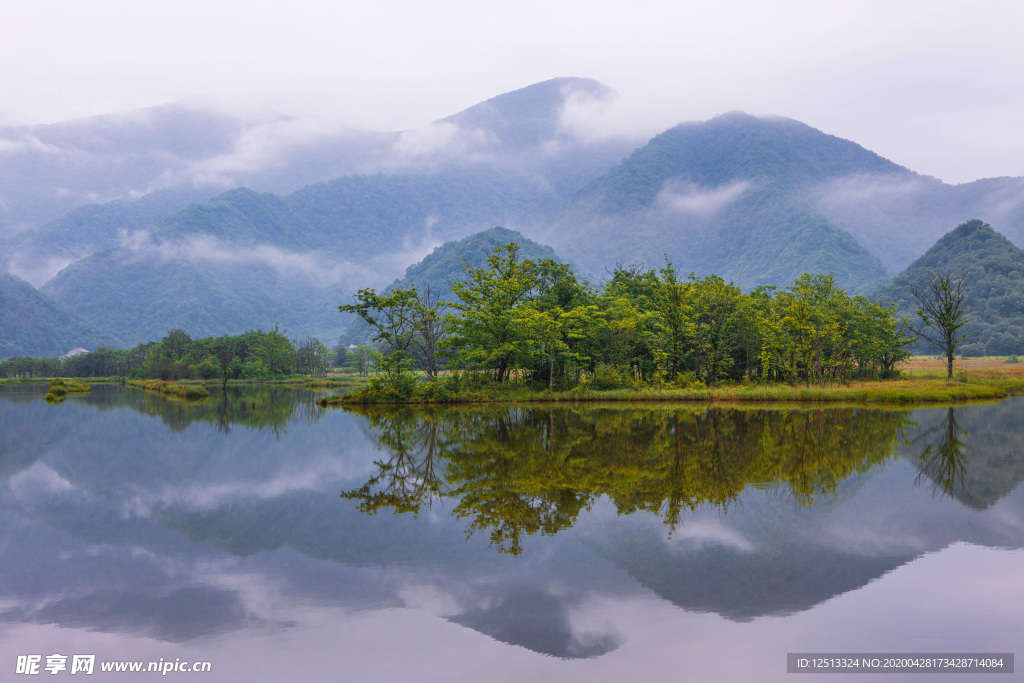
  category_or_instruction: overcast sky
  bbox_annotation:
[2,0,1021,184]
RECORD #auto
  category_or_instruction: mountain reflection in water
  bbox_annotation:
[1,385,1023,676]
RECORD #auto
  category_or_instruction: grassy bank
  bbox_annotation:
[44,378,93,403]
[127,379,210,401]
[325,362,1024,407]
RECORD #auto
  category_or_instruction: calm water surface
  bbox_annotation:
[1,385,1022,681]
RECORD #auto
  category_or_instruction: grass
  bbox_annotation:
[127,379,210,401]
[327,359,1024,406]
[44,377,93,403]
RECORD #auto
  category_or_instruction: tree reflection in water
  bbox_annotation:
[342,404,912,555]
[912,406,970,500]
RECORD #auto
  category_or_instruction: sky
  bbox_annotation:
[1,0,1022,184]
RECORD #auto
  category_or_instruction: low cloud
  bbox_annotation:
[157,116,372,189]
[812,173,926,210]
[388,122,496,166]
[558,83,662,144]
[5,252,79,287]
[0,132,63,156]
[656,179,750,217]
[120,229,441,291]
[122,231,367,286]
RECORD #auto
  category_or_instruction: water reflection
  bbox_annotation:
[902,402,1024,509]
[341,404,910,554]
[910,406,970,500]
[2,386,1024,675]
[2,383,328,433]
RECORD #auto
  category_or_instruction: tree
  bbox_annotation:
[332,343,349,369]
[211,335,237,392]
[911,272,968,380]
[296,336,329,378]
[340,288,422,391]
[447,243,540,383]
[407,285,450,381]
[347,345,375,376]
[656,260,691,382]
[688,274,747,386]
[340,289,418,357]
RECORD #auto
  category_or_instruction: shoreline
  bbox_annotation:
[5,372,1023,407]
[322,375,1024,407]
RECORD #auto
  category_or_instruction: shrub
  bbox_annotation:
[591,364,636,391]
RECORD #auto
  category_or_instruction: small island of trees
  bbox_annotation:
[339,242,918,403]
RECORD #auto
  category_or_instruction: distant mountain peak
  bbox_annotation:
[905,219,1012,269]
[874,219,1024,356]
[439,77,614,148]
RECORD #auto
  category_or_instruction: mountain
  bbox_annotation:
[442,77,610,148]
[387,226,563,297]
[340,226,563,345]
[873,220,1024,356]
[29,80,633,349]
[38,167,574,346]
[11,80,1024,357]
[808,173,1024,273]
[0,104,275,235]
[0,101,403,239]
[0,188,215,286]
[539,112,898,293]
[437,77,631,195]
[0,273,116,359]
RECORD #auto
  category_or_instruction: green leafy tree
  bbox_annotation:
[446,243,541,383]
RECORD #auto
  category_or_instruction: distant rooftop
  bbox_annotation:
[59,347,89,359]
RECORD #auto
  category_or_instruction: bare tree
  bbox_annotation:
[296,335,329,378]
[212,335,238,393]
[910,271,968,381]
[408,285,450,380]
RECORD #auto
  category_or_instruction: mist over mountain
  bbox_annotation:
[541,113,901,293]
[0,189,215,287]
[30,80,629,347]
[874,220,1024,356]
[809,173,1024,273]
[0,104,274,235]
[6,78,1024,356]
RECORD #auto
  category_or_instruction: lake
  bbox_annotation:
[1,384,1021,681]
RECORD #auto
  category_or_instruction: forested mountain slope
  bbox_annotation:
[38,168,572,345]
[541,113,897,293]
[0,273,116,359]
[873,220,1024,356]
[0,188,214,286]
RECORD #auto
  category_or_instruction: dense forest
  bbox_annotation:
[344,241,912,401]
